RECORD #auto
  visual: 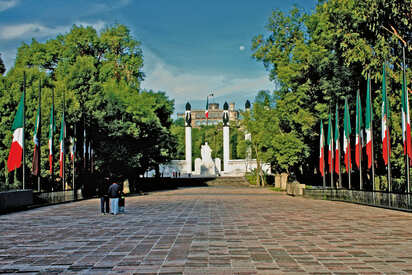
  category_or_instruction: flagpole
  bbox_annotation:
[22,72,26,190]
[346,96,352,190]
[385,64,391,193]
[358,90,363,190]
[38,79,41,192]
[403,46,410,193]
[329,109,334,188]
[83,119,86,171]
[73,125,76,194]
[62,89,65,191]
[51,89,54,191]
[369,73,375,191]
[337,105,341,188]
[321,120,326,188]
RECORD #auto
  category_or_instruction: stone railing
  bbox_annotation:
[303,188,412,211]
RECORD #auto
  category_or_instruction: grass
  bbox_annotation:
[268,186,284,192]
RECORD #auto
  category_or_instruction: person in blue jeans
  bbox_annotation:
[108,181,121,215]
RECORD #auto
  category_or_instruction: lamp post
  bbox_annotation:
[206,92,214,127]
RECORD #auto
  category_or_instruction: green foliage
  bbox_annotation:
[252,0,412,185]
[269,186,283,192]
[0,24,176,189]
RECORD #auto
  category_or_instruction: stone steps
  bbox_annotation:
[206,177,250,187]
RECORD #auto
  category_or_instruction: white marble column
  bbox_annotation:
[223,126,229,171]
[245,132,252,159]
[185,125,192,174]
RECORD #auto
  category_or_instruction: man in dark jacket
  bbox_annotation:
[99,178,110,215]
[108,181,121,215]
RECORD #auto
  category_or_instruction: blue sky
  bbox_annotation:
[0,0,317,114]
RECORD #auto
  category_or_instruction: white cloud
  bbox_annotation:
[0,0,18,12]
[141,49,273,107]
[0,23,68,40]
[74,20,106,33]
[0,20,106,41]
[0,20,106,71]
[0,48,17,71]
[239,45,245,51]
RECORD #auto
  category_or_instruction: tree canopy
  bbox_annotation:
[0,24,176,190]
[251,0,411,189]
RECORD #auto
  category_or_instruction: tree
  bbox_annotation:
[252,1,411,187]
[0,24,176,190]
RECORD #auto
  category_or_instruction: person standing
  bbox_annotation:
[108,181,121,215]
[98,177,110,215]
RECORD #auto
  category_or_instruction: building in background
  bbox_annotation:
[177,102,239,128]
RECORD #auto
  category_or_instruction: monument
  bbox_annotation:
[195,142,220,176]
[154,100,271,178]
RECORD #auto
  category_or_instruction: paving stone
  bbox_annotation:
[2,185,412,274]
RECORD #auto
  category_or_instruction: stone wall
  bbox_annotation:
[0,190,33,211]
[35,190,83,205]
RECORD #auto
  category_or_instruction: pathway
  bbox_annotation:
[1,184,412,274]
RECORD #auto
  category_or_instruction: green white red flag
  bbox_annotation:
[401,62,411,160]
[48,102,54,174]
[70,136,76,161]
[319,120,325,177]
[327,113,333,173]
[59,114,65,177]
[32,100,41,176]
[381,64,391,165]
[7,92,24,172]
[355,91,362,168]
[344,97,351,172]
[334,104,340,174]
[365,75,373,168]
[205,96,209,119]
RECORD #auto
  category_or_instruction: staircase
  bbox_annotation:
[205,177,251,187]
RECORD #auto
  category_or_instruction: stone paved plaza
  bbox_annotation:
[2,184,412,274]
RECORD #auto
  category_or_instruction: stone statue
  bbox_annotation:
[201,142,213,164]
[223,101,229,126]
[185,111,191,127]
[185,102,191,127]
[199,142,217,176]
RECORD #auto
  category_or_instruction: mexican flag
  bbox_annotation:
[70,136,76,162]
[381,63,391,165]
[401,63,411,160]
[327,113,333,173]
[365,75,373,168]
[7,92,24,172]
[344,97,351,173]
[205,96,209,119]
[48,103,54,174]
[59,114,65,177]
[355,90,362,169]
[32,102,41,176]
[319,120,325,177]
[334,104,340,174]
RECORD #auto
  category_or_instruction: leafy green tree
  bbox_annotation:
[0,24,176,190]
[252,0,411,187]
